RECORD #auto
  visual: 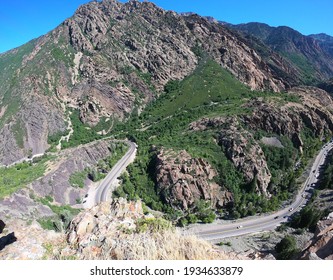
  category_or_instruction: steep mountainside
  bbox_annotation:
[309,33,333,57]
[0,0,301,165]
[230,22,333,84]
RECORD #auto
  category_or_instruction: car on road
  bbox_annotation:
[237,225,243,229]
[274,216,279,219]
[289,207,294,212]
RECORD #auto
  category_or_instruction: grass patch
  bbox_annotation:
[0,155,52,199]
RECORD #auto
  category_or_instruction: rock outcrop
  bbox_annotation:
[190,117,272,196]
[0,219,62,260]
[154,148,233,210]
[60,198,244,260]
[301,212,333,260]
[242,87,333,149]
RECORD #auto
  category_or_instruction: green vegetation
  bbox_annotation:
[0,41,36,127]
[62,110,102,148]
[281,52,317,85]
[217,241,232,247]
[69,170,87,188]
[319,150,333,190]
[275,235,299,260]
[112,58,292,220]
[0,155,52,199]
[37,207,80,232]
[62,111,114,149]
[37,196,81,232]
[47,128,69,146]
[136,217,172,233]
[289,204,324,232]
[109,57,317,222]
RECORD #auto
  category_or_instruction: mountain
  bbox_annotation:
[229,22,333,84]
[0,0,302,165]
[2,0,333,260]
[309,33,333,57]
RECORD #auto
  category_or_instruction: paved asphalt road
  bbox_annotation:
[189,141,333,241]
[83,141,137,208]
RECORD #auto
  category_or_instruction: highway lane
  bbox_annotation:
[189,140,333,241]
[83,141,137,208]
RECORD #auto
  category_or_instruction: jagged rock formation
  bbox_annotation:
[301,212,333,260]
[154,148,233,210]
[59,198,246,260]
[0,199,249,260]
[190,117,271,196]
[309,33,333,57]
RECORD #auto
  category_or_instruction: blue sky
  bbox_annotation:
[0,0,332,53]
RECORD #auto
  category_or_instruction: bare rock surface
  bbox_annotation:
[0,219,62,260]
[154,148,233,210]
[302,212,333,260]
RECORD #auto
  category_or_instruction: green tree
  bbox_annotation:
[275,235,299,260]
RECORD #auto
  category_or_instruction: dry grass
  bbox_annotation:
[77,229,231,260]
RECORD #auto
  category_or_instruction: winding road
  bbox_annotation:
[82,141,137,208]
[188,140,333,241]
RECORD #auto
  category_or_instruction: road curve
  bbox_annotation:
[83,141,137,208]
[189,141,333,241]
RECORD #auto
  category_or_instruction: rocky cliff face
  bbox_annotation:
[243,87,333,148]
[0,0,297,165]
[230,23,333,83]
[301,212,333,260]
[0,198,249,260]
[190,117,272,196]
[154,148,233,210]
[0,219,62,260]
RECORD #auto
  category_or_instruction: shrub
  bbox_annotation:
[275,235,299,260]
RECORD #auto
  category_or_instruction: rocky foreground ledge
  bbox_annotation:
[58,198,247,260]
[0,198,248,260]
